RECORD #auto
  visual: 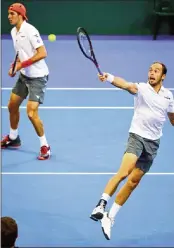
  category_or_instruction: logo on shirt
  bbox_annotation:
[164,96,170,100]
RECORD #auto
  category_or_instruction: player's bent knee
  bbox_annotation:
[127,176,141,190]
[8,101,19,113]
[27,107,37,120]
[115,171,129,181]
[27,109,37,120]
[27,102,39,120]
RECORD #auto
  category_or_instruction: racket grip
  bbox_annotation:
[97,66,103,75]
[12,51,19,75]
[11,66,15,76]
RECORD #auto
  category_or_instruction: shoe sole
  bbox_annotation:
[102,227,110,240]
[1,145,21,149]
[90,216,99,221]
[37,154,51,160]
[90,212,104,221]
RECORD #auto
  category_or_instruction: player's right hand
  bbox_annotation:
[8,62,17,77]
[8,67,16,77]
[98,73,108,82]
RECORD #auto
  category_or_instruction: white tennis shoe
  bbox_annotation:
[90,205,105,221]
[101,212,114,240]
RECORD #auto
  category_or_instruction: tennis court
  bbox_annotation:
[1,35,174,246]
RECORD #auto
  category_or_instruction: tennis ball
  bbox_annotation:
[48,34,56,42]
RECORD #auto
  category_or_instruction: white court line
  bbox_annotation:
[2,87,121,91]
[1,87,174,91]
[1,172,174,175]
[1,106,134,109]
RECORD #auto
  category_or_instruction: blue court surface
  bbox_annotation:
[1,36,174,247]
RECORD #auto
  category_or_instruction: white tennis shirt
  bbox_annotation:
[11,21,49,77]
[129,82,174,140]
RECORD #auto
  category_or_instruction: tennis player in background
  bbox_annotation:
[1,3,50,160]
[90,62,174,240]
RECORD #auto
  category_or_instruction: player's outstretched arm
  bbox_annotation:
[98,73,138,95]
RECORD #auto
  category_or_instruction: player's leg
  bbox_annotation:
[26,75,50,160]
[101,167,145,240]
[90,152,138,221]
[111,137,160,214]
[27,101,44,136]
[1,75,27,148]
[103,153,139,196]
[115,167,145,206]
[101,137,160,240]
[90,133,143,221]
[8,93,23,130]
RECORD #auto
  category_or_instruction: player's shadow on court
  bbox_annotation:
[2,148,58,167]
[2,148,39,167]
[2,147,37,155]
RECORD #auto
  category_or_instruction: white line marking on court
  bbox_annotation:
[1,88,121,91]
[1,172,174,175]
[1,106,134,109]
[1,87,174,91]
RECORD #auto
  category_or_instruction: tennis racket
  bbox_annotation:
[11,51,19,76]
[77,27,103,75]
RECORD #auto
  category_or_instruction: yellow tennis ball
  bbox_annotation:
[48,34,56,42]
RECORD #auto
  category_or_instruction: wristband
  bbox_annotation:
[21,59,33,68]
[107,73,114,83]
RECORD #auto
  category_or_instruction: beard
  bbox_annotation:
[148,79,162,87]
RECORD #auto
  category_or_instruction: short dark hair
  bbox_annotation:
[1,217,18,248]
[152,61,167,75]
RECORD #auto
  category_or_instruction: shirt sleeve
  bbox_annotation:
[167,92,174,113]
[132,82,146,96]
[28,27,44,49]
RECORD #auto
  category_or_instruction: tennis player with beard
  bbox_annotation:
[90,62,174,240]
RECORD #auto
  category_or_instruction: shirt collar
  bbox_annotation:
[147,81,165,93]
[15,20,26,33]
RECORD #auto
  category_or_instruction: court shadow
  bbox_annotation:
[2,148,39,167]
[2,147,37,155]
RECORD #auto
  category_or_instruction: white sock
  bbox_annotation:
[9,128,18,140]
[39,134,48,147]
[109,202,121,219]
[101,193,111,202]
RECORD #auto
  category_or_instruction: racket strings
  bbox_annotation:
[79,32,92,57]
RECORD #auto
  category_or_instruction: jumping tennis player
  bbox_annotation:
[90,62,174,240]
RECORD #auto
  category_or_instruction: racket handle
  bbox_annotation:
[96,66,103,75]
[12,51,19,75]
[11,66,16,76]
